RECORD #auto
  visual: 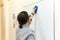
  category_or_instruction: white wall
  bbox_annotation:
[8,0,40,40]
[4,0,60,40]
[23,0,54,40]
[4,0,54,40]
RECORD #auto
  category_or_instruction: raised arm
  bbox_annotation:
[29,6,38,21]
[29,8,35,21]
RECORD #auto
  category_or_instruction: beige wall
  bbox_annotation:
[0,0,5,40]
[55,0,60,40]
[0,6,3,40]
[0,4,5,40]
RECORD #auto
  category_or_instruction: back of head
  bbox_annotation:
[17,11,29,29]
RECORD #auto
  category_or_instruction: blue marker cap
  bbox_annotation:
[34,5,38,13]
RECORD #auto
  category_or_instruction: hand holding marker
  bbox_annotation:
[30,6,38,21]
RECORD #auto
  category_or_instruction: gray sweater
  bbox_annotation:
[16,25,35,40]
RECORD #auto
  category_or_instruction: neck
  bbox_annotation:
[23,21,30,27]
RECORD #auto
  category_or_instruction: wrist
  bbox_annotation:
[31,13,34,15]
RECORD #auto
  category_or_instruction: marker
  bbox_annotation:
[34,5,38,14]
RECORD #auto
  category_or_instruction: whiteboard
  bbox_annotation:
[23,0,54,40]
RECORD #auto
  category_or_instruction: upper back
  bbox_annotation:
[16,27,35,40]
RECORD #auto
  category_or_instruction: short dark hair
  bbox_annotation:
[17,11,29,28]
